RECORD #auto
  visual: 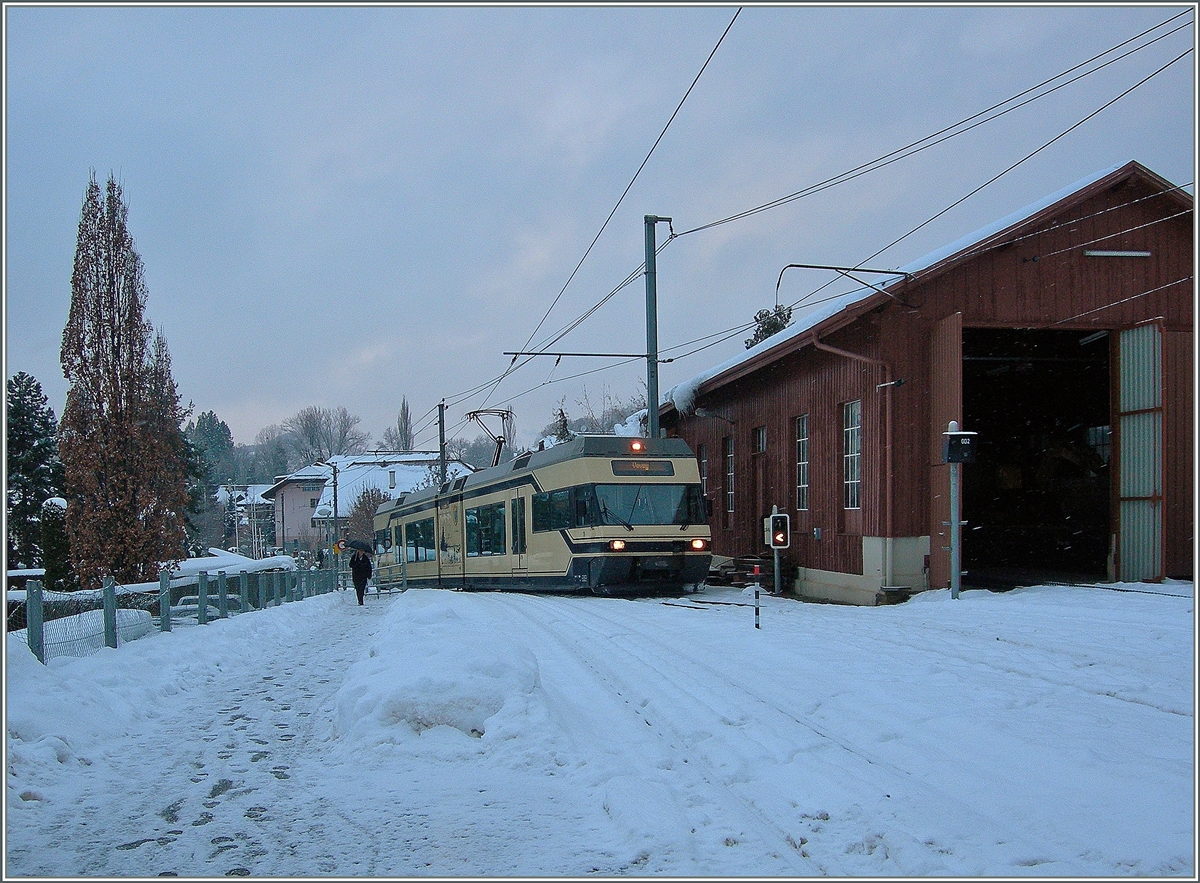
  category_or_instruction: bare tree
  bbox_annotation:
[281,405,370,465]
[328,406,371,457]
[345,486,390,544]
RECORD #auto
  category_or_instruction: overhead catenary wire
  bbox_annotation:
[492,11,1193,401]
[422,10,1191,439]
[476,7,742,410]
[673,11,1193,238]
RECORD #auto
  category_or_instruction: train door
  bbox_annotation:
[511,492,528,578]
[437,498,465,589]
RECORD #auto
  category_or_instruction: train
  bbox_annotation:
[372,435,712,595]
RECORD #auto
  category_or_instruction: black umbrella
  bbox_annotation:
[346,539,373,554]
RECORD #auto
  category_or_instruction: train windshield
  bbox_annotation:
[591,483,705,527]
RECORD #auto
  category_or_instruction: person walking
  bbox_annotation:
[349,548,373,606]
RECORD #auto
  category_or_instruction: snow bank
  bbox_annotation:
[331,593,547,760]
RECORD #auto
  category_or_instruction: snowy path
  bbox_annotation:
[7,590,396,877]
[5,582,1194,877]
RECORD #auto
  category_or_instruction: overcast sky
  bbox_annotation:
[4,3,1195,452]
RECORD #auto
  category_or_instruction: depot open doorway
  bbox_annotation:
[961,328,1112,587]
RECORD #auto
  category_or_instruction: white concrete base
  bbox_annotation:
[793,536,930,606]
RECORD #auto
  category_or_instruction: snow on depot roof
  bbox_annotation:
[663,161,1129,415]
[612,409,647,437]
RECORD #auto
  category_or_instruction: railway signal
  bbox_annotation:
[768,513,790,549]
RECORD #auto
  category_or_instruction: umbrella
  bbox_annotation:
[346,539,373,554]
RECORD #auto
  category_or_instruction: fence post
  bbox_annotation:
[103,576,118,648]
[26,579,45,663]
[239,571,248,613]
[257,572,266,610]
[217,571,229,618]
[198,571,209,625]
[284,571,293,603]
[159,570,172,632]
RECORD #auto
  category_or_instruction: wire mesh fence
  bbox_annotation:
[8,567,341,664]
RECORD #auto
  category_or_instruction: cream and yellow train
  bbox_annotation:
[372,435,711,595]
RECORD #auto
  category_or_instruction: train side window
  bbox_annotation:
[532,488,578,532]
[512,497,527,555]
[466,502,506,557]
[406,517,436,562]
[532,493,550,532]
[549,489,572,530]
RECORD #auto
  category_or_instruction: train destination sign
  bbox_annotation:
[611,459,675,477]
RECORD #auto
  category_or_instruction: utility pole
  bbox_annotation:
[645,215,670,440]
[331,462,340,572]
[438,400,447,485]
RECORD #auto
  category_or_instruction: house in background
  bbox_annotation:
[661,160,1192,605]
[259,465,329,556]
[261,452,473,556]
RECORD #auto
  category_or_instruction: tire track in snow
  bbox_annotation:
[509,592,1080,875]
[483,592,824,876]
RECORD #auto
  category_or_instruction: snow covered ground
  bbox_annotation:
[5,580,1194,878]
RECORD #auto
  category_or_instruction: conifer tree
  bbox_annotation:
[5,372,62,568]
[58,173,189,588]
[745,304,794,348]
[40,498,76,592]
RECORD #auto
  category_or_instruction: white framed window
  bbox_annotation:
[698,443,708,496]
[843,400,861,509]
[752,425,767,453]
[795,414,809,511]
[723,436,735,513]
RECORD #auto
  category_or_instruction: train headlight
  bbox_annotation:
[629,439,646,454]
[609,540,627,552]
[690,538,708,551]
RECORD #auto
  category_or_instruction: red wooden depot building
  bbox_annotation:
[661,161,1193,605]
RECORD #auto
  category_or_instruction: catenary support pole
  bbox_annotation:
[438,401,447,485]
[644,216,670,440]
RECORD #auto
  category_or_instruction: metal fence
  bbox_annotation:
[9,568,341,664]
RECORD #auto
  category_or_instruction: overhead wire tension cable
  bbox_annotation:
[857,46,1193,270]
[671,9,1192,240]
[478,7,741,408]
